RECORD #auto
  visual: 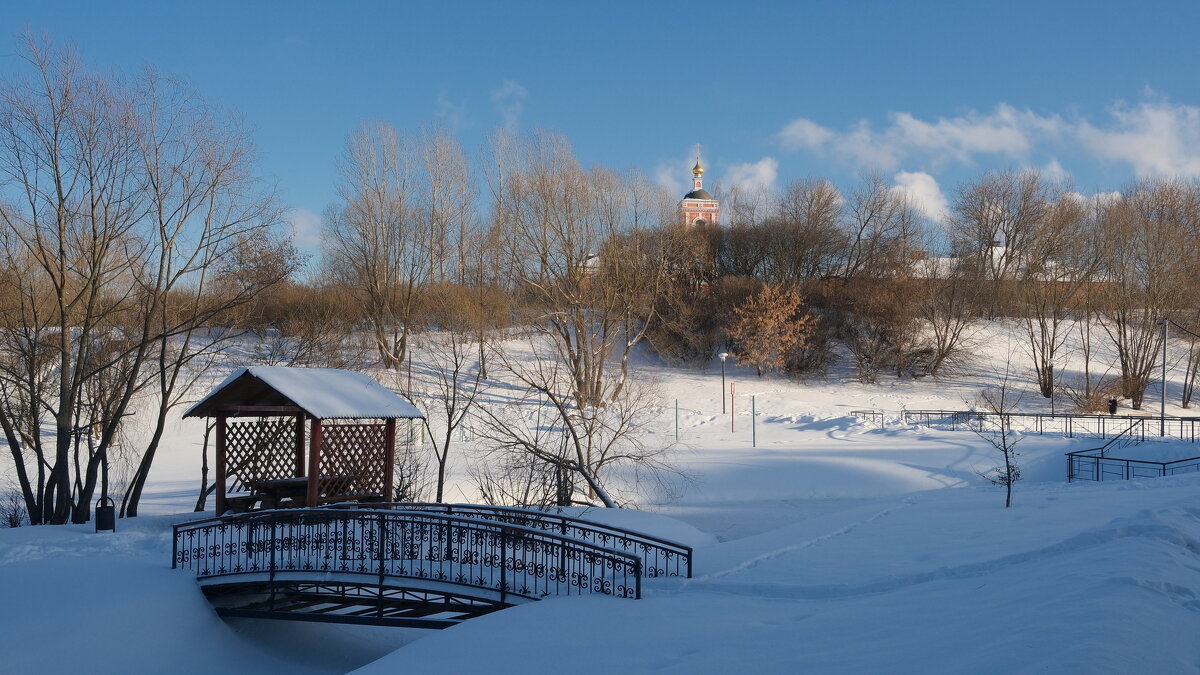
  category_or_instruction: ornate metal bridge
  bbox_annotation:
[173,505,692,629]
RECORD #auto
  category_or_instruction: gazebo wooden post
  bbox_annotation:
[307,419,323,507]
[383,418,397,500]
[215,414,228,516]
[294,413,306,478]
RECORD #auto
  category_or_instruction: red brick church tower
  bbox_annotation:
[680,149,719,227]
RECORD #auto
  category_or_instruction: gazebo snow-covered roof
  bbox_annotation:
[184,366,424,516]
[184,366,424,420]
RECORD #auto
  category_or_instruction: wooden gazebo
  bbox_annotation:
[184,366,424,516]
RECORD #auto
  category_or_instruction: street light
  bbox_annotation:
[719,352,729,414]
[1159,317,1167,437]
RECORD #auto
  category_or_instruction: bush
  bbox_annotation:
[727,283,817,377]
[1061,376,1123,414]
[1,490,25,528]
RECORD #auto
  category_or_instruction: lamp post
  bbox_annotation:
[719,352,729,414]
[1159,317,1167,437]
[1049,359,1055,416]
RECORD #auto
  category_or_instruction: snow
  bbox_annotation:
[356,478,1200,674]
[6,321,1200,673]
[0,515,341,674]
[183,366,425,420]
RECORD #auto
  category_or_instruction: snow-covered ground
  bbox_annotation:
[5,321,1200,673]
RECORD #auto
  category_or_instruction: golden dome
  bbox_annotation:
[692,161,704,176]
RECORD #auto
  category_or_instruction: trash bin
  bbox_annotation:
[1108,398,1118,415]
[95,496,116,533]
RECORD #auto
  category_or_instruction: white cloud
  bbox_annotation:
[286,207,322,250]
[657,165,686,195]
[1066,190,1122,207]
[778,97,1200,180]
[1041,158,1070,182]
[778,118,833,150]
[779,104,1061,170]
[654,148,699,196]
[491,80,527,130]
[435,91,467,132]
[654,164,684,196]
[726,157,779,194]
[1076,99,1200,177]
[892,171,949,222]
[654,153,778,198]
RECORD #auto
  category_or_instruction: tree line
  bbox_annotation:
[608,167,1200,416]
[277,122,1200,508]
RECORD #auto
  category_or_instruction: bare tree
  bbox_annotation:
[1095,180,1196,409]
[1018,192,1096,398]
[491,130,670,409]
[761,178,844,283]
[948,170,1053,316]
[469,448,564,509]
[1,489,24,527]
[392,435,431,502]
[418,124,474,285]
[838,277,923,382]
[0,37,143,524]
[913,251,980,377]
[840,172,922,279]
[246,282,366,369]
[972,360,1024,508]
[475,136,685,507]
[715,181,773,230]
[413,285,487,502]
[473,344,675,508]
[1179,319,1200,409]
[0,36,286,524]
[121,71,290,518]
[646,222,722,365]
[323,122,423,370]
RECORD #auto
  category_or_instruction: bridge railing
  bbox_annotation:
[173,509,642,602]
[323,502,693,579]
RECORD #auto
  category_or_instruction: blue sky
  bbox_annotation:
[6,1,1200,245]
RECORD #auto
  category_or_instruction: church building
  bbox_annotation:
[679,153,719,227]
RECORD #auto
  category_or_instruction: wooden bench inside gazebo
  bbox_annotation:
[183,366,424,516]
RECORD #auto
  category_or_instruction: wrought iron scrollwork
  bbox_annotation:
[324,502,693,578]
[173,507,655,606]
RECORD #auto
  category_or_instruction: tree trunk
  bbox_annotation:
[122,405,168,518]
[195,422,213,511]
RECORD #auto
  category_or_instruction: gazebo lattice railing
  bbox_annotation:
[317,421,389,497]
[225,417,302,495]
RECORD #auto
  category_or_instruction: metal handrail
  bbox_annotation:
[322,501,693,578]
[1093,419,1146,457]
[173,508,644,602]
[1064,419,1200,482]
[851,410,886,428]
[902,409,1200,442]
[1066,451,1200,482]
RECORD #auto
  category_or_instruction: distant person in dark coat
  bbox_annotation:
[1108,398,1118,415]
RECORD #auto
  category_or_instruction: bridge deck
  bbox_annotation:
[206,580,517,629]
